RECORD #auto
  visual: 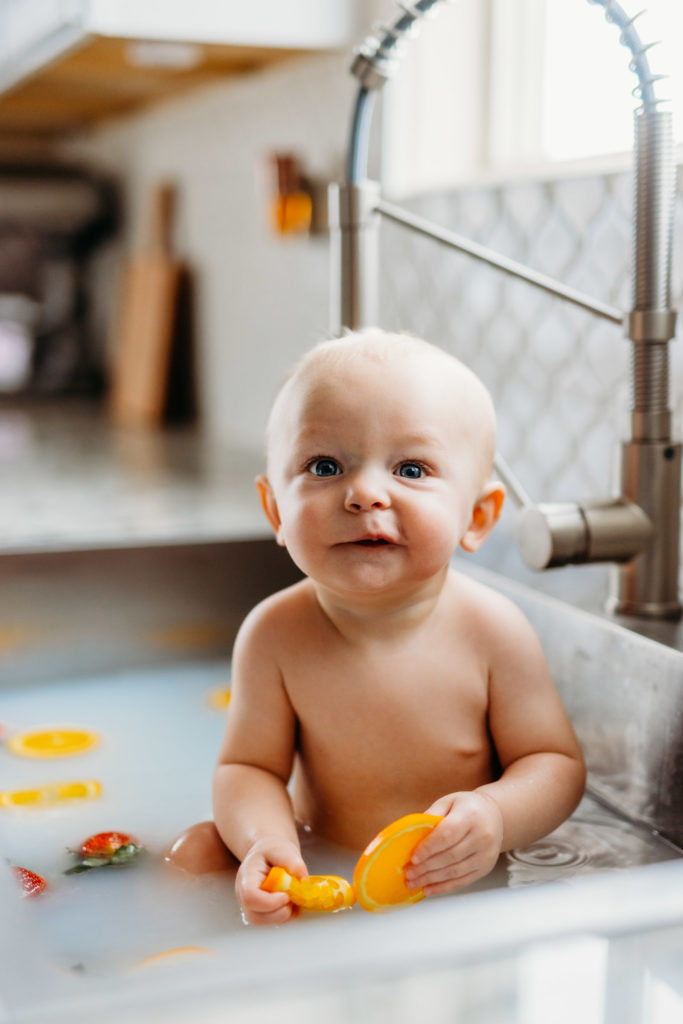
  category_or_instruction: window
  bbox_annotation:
[380,0,683,197]
[540,0,683,162]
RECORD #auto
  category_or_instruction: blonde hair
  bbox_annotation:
[265,328,496,484]
[287,328,454,376]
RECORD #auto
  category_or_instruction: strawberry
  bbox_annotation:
[13,866,48,897]
[65,831,144,874]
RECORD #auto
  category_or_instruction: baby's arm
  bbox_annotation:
[213,600,307,924]
[406,594,586,896]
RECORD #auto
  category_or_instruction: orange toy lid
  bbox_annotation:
[353,812,443,913]
[261,866,356,912]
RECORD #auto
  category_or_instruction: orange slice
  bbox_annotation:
[134,946,214,969]
[261,866,356,912]
[353,812,443,913]
[0,779,102,809]
[7,728,100,759]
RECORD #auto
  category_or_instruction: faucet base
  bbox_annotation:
[608,596,682,621]
[608,440,682,621]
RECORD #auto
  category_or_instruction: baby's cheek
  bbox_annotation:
[416,507,463,560]
[278,517,325,575]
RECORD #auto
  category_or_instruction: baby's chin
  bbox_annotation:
[312,565,451,608]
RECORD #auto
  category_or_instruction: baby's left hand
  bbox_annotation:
[404,791,504,895]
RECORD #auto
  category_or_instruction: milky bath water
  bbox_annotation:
[1,661,677,979]
[0,662,368,974]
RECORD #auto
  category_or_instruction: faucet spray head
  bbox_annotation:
[350,0,444,91]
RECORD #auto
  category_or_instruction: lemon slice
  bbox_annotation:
[206,687,231,710]
[0,779,102,808]
[6,728,100,759]
[133,946,214,969]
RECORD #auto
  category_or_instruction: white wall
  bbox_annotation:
[68,50,370,456]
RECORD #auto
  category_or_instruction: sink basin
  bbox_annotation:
[482,565,683,849]
[2,542,683,1023]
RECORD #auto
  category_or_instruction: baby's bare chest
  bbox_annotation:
[284,638,491,761]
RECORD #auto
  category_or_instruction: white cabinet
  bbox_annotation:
[87,0,361,50]
[0,1,79,61]
[0,0,83,87]
[0,0,364,134]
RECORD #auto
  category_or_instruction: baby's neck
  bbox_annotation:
[312,568,452,645]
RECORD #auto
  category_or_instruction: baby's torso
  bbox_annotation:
[278,577,498,849]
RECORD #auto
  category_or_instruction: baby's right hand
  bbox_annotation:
[236,838,308,926]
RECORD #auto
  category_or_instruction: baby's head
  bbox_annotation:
[258,330,504,588]
[265,329,497,494]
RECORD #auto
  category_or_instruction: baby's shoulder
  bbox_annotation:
[237,579,318,650]
[230,582,319,688]
[449,569,536,646]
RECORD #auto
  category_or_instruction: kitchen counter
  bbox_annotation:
[0,400,268,553]
[5,398,682,657]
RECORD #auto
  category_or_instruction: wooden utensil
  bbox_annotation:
[109,182,182,427]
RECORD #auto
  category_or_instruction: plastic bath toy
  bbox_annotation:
[12,866,48,897]
[65,831,145,874]
[261,866,356,912]
[261,813,444,915]
[353,813,444,912]
[6,728,100,759]
[0,779,102,809]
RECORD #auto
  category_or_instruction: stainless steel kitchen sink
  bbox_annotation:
[2,541,683,1023]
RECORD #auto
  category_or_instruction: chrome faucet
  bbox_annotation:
[329,0,681,619]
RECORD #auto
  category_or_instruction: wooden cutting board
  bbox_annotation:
[109,182,182,427]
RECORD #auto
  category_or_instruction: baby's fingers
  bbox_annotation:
[238,880,297,924]
[416,791,504,866]
[405,832,476,889]
[242,895,298,926]
[420,858,484,895]
[408,844,498,894]
[409,816,469,868]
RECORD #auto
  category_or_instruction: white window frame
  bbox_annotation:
[380,0,492,197]
[487,0,546,171]
[379,0,682,198]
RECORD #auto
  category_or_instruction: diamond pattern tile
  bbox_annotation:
[379,165,683,586]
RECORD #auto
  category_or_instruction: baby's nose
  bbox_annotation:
[344,469,390,512]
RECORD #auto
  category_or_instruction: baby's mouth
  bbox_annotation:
[350,536,394,547]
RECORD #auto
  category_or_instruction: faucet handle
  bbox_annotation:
[515,503,588,569]
[492,451,653,570]
[515,499,653,571]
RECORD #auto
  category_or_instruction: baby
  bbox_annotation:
[167,329,585,924]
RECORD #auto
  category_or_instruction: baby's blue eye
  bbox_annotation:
[397,462,424,479]
[308,458,341,477]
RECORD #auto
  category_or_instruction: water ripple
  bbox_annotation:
[506,795,677,887]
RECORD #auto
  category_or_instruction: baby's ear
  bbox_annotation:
[255,475,286,546]
[460,482,505,553]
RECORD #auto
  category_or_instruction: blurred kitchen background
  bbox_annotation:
[5,9,683,1021]
[1,0,682,592]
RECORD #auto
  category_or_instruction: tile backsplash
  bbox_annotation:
[379,167,683,589]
